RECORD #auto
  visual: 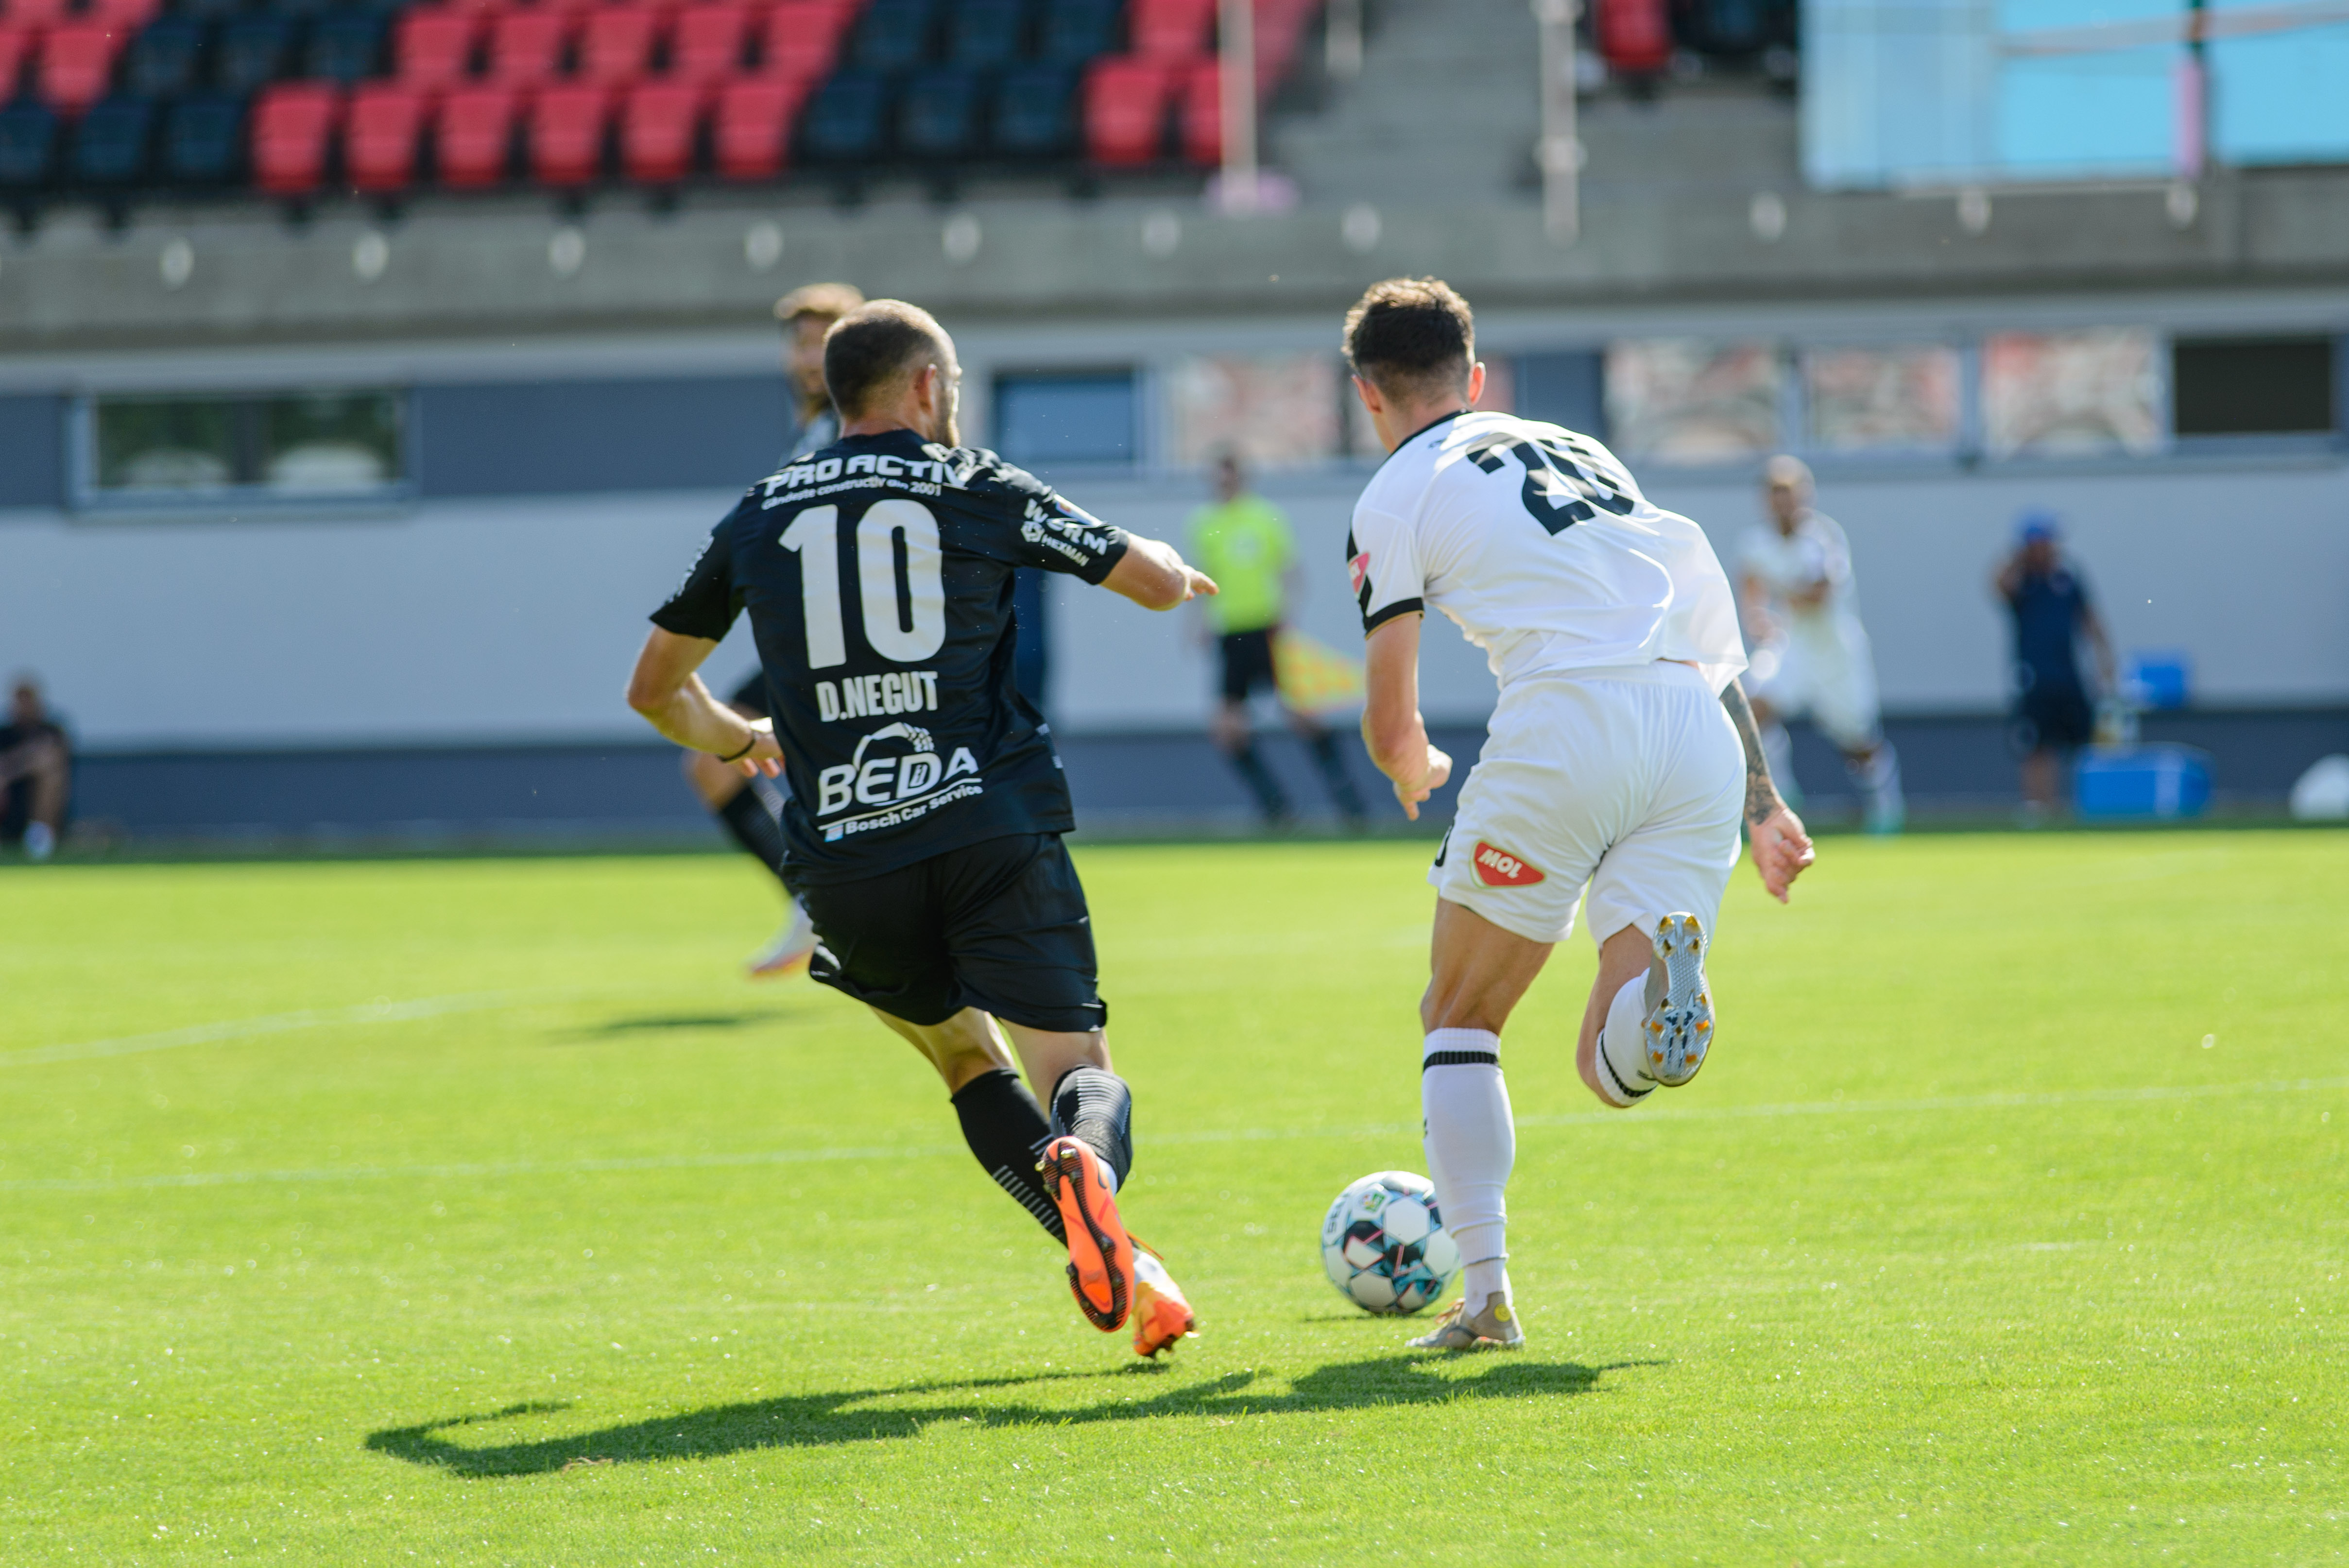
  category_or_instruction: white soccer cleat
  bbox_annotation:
[1406,1292,1525,1351]
[1641,912,1714,1087]
[747,901,817,978]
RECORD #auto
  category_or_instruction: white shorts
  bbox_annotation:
[1430,661,1745,948]
[1745,623,1881,751]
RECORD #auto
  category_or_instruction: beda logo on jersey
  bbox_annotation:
[816,721,981,838]
[1471,841,1545,887]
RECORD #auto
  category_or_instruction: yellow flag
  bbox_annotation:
[1273,628,1366,716]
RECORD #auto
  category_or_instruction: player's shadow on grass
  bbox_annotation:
[368,1355,1640,1479]
[560,1007,811,1040]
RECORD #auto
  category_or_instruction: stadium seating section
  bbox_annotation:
[0,0,1354,203]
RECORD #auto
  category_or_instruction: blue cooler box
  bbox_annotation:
[2075,745,2212,820]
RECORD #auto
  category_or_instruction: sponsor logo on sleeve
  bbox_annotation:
[1472,841,1545,887]
[1348,550,1371,597]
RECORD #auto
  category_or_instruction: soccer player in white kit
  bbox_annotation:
[1737,455,1905,834]
[1341,279,1816,1350]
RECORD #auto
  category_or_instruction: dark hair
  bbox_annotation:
[773,281,865,325]
[1342,277,1475,402]
[823,300,951,420]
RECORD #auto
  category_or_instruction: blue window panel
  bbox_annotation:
[994,372,1136,467]
[1995,47,2176,177]
[1801,0,1999,189]
[2209,19,2349,166]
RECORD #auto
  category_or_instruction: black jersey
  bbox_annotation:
[651,429,1130,883]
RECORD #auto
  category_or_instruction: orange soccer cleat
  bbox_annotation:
[1040,1136,1135,1332]
[1129,1244,1198,1358]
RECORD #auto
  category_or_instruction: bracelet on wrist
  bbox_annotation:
[717,734,757,764]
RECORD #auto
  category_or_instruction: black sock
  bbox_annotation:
[714,786,790,889]
[1228,741,1290,821]
[1049,1064,1134,1191]
[950,1069,1064,1243]
[1306,729,1367,818]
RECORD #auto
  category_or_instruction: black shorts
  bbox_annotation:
[801,833,1105,1033]
[1218,628,1278,704]
[727,671,771,717]
[2012,682,2093,755]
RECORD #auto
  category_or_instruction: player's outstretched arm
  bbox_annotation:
[1720,676,1815,903]
[1102,534,1217,611]
[1361,613,1451,820]
[625,628,784,777]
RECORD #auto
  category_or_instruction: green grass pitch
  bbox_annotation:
[2,831,2343,1564]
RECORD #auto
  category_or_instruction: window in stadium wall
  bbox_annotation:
[1167,354,1341,468]
[2171,337,2337,437]
[993,371,1138,469]
[1801,344,1961,453]
[1602,340,1782,463]
[1980,329,2162,459]
[83,390,407,504]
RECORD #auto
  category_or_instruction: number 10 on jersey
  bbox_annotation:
[779,500,948,668]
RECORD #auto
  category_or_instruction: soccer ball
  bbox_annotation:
[1320,1170,1459,1315]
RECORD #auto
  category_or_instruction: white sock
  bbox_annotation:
[1595,972,1655,1108]
[1421,1028,1514,1306]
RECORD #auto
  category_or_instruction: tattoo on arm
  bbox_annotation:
[1719,677,1783,826]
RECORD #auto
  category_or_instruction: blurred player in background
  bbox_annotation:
[1736,456,1905,834]
[1342,278,1812,1353]
[626,300,1212,1357]
[679,281,865,977]
[1188,450,1367,827]
[1995,511,2114,822]
[0,674,71,862]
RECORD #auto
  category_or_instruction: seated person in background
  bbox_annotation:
[0,675,72,862]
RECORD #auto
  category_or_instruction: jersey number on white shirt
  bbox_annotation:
[1462,428,1639,536]
[778,500,948,669]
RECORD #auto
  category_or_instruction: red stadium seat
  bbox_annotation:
[0,0,70,30]
[345,82,428,191]
[487,8,570,86]
[435,83,516,185]
[712,72,801,178]
[670,1,748,84]
[394,8,478,90]
[619,78,701,182]
[1595,0,1670,75]
[251,80,340,194]
[0,27,31,93]
[578,4,661,85]
[759,0,851,81]
[528,82,607,184]
[37,23,126,114]
[1082,56,1169,165]
[1176,55,1217,165]
[1129,0,1213,62]
[84,0,161,29]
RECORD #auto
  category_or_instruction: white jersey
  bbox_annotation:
[1737,510,1865,637]
[1346,410,1747,696]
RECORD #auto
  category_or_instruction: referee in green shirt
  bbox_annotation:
[1187,451,1368,826]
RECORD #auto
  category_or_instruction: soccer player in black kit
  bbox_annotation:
[625,300,1217,1357]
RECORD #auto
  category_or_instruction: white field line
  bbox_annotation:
[0,990,583,1069]
[7,1074,2345,1196]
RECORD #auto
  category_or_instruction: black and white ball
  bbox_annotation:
[1320,1170,1460,1315]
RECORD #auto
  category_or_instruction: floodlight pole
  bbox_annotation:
[1219,0,1260,214]
[1533,0,1580,246]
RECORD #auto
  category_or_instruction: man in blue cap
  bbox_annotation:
[1993,512,2114,820]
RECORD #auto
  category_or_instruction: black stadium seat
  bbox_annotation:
[851,0,938,73]
[801,67,890,160]
[163,91,245,181]
[305,11,382,82]
[125,17,208,99]
[948,0,1027,69]
[269,0,339,20]
[72,96,157,186]
[1038,0,1117,64]
[177,0,245,23]
[899,64,979,157]
[217,16,295,95]
[991,61,1072,155]
[0,100,60,190]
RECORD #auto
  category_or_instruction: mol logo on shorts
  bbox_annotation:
[1472,841,1544,887]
